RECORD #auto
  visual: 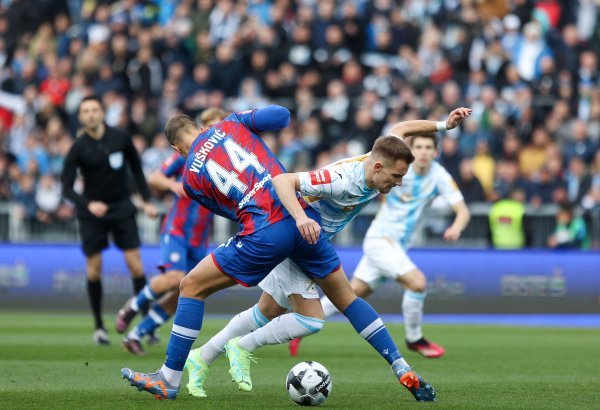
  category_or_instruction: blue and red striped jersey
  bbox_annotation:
[160,152,213,247]
[182,106,304,235]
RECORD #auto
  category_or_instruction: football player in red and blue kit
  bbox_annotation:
[121,105,435,402]
[115,108,228,355]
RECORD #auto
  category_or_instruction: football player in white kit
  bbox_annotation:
[312,132,471,358]
[184,108,471,399]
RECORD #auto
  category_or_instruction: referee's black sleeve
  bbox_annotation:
[61,141,89,209]
[124,135,152,202]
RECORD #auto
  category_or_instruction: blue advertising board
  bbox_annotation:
[0,244,598,313]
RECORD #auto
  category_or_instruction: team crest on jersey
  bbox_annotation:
[305,281,317,293]
[108,151,123,169]
[170,252,181,262]
[309,169,332,185]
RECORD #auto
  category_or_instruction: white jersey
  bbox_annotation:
[297,154,379,239]
[366,161,463,247]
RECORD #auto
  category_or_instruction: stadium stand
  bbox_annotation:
[0,0,598,248]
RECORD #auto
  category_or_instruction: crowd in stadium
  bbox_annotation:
[0,0,598,246]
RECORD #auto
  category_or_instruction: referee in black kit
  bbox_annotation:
[61,96,157,345]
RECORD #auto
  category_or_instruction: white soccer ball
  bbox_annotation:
[286,361,332,406]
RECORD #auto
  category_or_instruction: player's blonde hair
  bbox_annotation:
[198,107,228,127]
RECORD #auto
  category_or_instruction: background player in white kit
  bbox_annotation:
[184,108,471,398]
[314,131,471,358]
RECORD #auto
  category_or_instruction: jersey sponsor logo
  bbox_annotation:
[309,169,332,185]
[238,173,272,209]
[189,129,228,173]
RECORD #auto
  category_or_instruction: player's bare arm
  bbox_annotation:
[388,107,472,140]
[148,169,187,198]
[443,200,470,241]
[272,173,321,244]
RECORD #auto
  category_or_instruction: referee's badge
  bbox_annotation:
[108,151,124,169]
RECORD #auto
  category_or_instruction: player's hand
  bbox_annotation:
[446,107,472,130]
[296,215,321,244]
[443,226,462,241]
[170,181,188,198]
[88,201,108,217]
[143,202,158,218]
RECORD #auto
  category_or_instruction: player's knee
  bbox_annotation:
[167,271,185,290]
[179,275,193,296]
[404,271,427,293]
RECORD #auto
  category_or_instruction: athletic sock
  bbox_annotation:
[343,298,402,364]
[129,304,171,340]
[320,296,340,318]
[163,297,204,386]
[130,284,158,313]
[132,276,147,294]
[238,313,324,352]
[200,304,268,364]
[402,290,425,343]
[87,279,104,330]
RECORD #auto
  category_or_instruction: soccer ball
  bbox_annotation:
[286,361,332,406]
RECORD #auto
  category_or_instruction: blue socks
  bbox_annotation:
[132,305,171,339]
[133,284,159,312]
[165,297,204,371]
[343,298,402,364]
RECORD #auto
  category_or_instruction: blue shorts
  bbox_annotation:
[159,234,207,273]
[212,209,341,287]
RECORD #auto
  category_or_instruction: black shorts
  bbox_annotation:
[78,216,141,256]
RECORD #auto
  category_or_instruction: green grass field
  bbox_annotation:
[1,312,598,409]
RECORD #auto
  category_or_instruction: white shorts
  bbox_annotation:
[258,259,319,310]
[353,237,417,291]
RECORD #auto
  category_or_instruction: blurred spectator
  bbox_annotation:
[472,140,495,197]
[519,126,551,178]
[210,42,243,97]
[547,203,589,249]
[512,21,553,82]
[438,136,462,181]
[492,159,528,202]
[564,119,597,164]
[526,164,566,206]
[457,158,486,203]
[565,156,592,206]
[488,189,528,249]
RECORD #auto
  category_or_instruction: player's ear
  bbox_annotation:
[171,144,181,154]
[373,161,384,172]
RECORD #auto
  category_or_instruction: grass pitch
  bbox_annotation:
[0,312,598,409]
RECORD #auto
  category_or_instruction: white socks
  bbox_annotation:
[402,290,425,343]
[238,313,324,352]
[160,365,182,387]
[320,296,340,318]
[199,304,268,364]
